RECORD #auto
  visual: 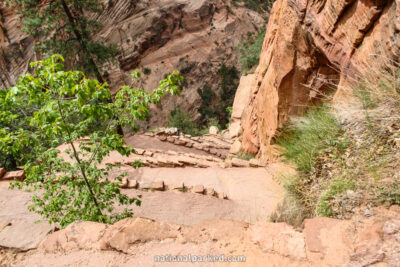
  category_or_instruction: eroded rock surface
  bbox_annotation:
[6,208,399,266]
[237,0,400,159]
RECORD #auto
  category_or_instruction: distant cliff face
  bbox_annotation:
[0,6,35,89]
[0,0,264,126]
[236,0,400,159]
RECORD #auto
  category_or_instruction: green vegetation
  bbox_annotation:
[197,64,239,129]
[5,0,119,82]
[375,182,400,205]
[235,151,256,161]
[236,29,266,74]
[167,106,222,136]
[277,106,346,173]
[275,62,400,224]
[1,55,182,228]
[143,68,151,75]
[316,177,355,217]
[231,0,276,13]
[275,106,350,222]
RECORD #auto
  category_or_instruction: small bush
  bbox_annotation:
[275,105,351,221]
[143,67,151,75]
[375,181,400,205]
[232,0,275,12]
[316,177,355,217]
[235,151,255,161]
[277,106,344,173]
[167,105,201,136]
[197,64,239,129]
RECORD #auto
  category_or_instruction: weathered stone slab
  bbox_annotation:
[2,170,25,181]
[0,219,55,251]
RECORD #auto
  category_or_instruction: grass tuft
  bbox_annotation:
[277,105,345,173]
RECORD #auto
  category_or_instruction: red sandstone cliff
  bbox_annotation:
[0,0,264,126]
[235,0,400,159]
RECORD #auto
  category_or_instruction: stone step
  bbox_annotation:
[119,178,229,200]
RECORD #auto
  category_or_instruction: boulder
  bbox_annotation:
[134,148,145,155]
[158,135,167,141]
[170,182,184,191]
[2,170,25,181]
[205,188,215,196]
[102,217,182,253]
[140,181,164,191]
[192,185,204,194]
[143,151,154,157]
[127,179,138,189]
[185,142,193,148]
[40,221,108,253]
[217,192,228,199]
[209,126,219,135]
[229,140,242,154]
[0,219,55,251]
[382,220,400,235]
[166,136,175,143]
[174,139,187,146]
[231,158,250,168]
[0,168,5,178]
[249,158,267,168]
[119,177,129,188]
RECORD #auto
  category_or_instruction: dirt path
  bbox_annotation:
[0,132,286,264]
[121,167,284,224]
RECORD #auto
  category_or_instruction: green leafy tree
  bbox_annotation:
[3,55,182,228]
[4,0,118,82]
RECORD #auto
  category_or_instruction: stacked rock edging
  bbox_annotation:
[119,178,228,200]
[0,169,25,181]
[152,128,233,160]
[104,147,224,169]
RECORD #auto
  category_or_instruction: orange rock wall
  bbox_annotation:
[240,0,400,158]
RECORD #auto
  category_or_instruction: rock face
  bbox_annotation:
[0,0,264,126]
[15,214,399,266]
[237,0,400,159]
[0,6,35,89]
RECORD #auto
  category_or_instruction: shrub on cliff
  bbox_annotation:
[236,28,266,74]
[232,0,275,13]
[167,105,202,136]
[2,55,182,228]
[197,64,239,129]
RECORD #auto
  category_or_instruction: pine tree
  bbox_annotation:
[5,0,119,82]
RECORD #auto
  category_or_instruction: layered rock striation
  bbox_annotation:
[236,0,400,159]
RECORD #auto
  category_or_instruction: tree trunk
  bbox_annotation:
[60,0,124,136]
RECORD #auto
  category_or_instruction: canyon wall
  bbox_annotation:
[236,0,400,159]
[0,0,264,126]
